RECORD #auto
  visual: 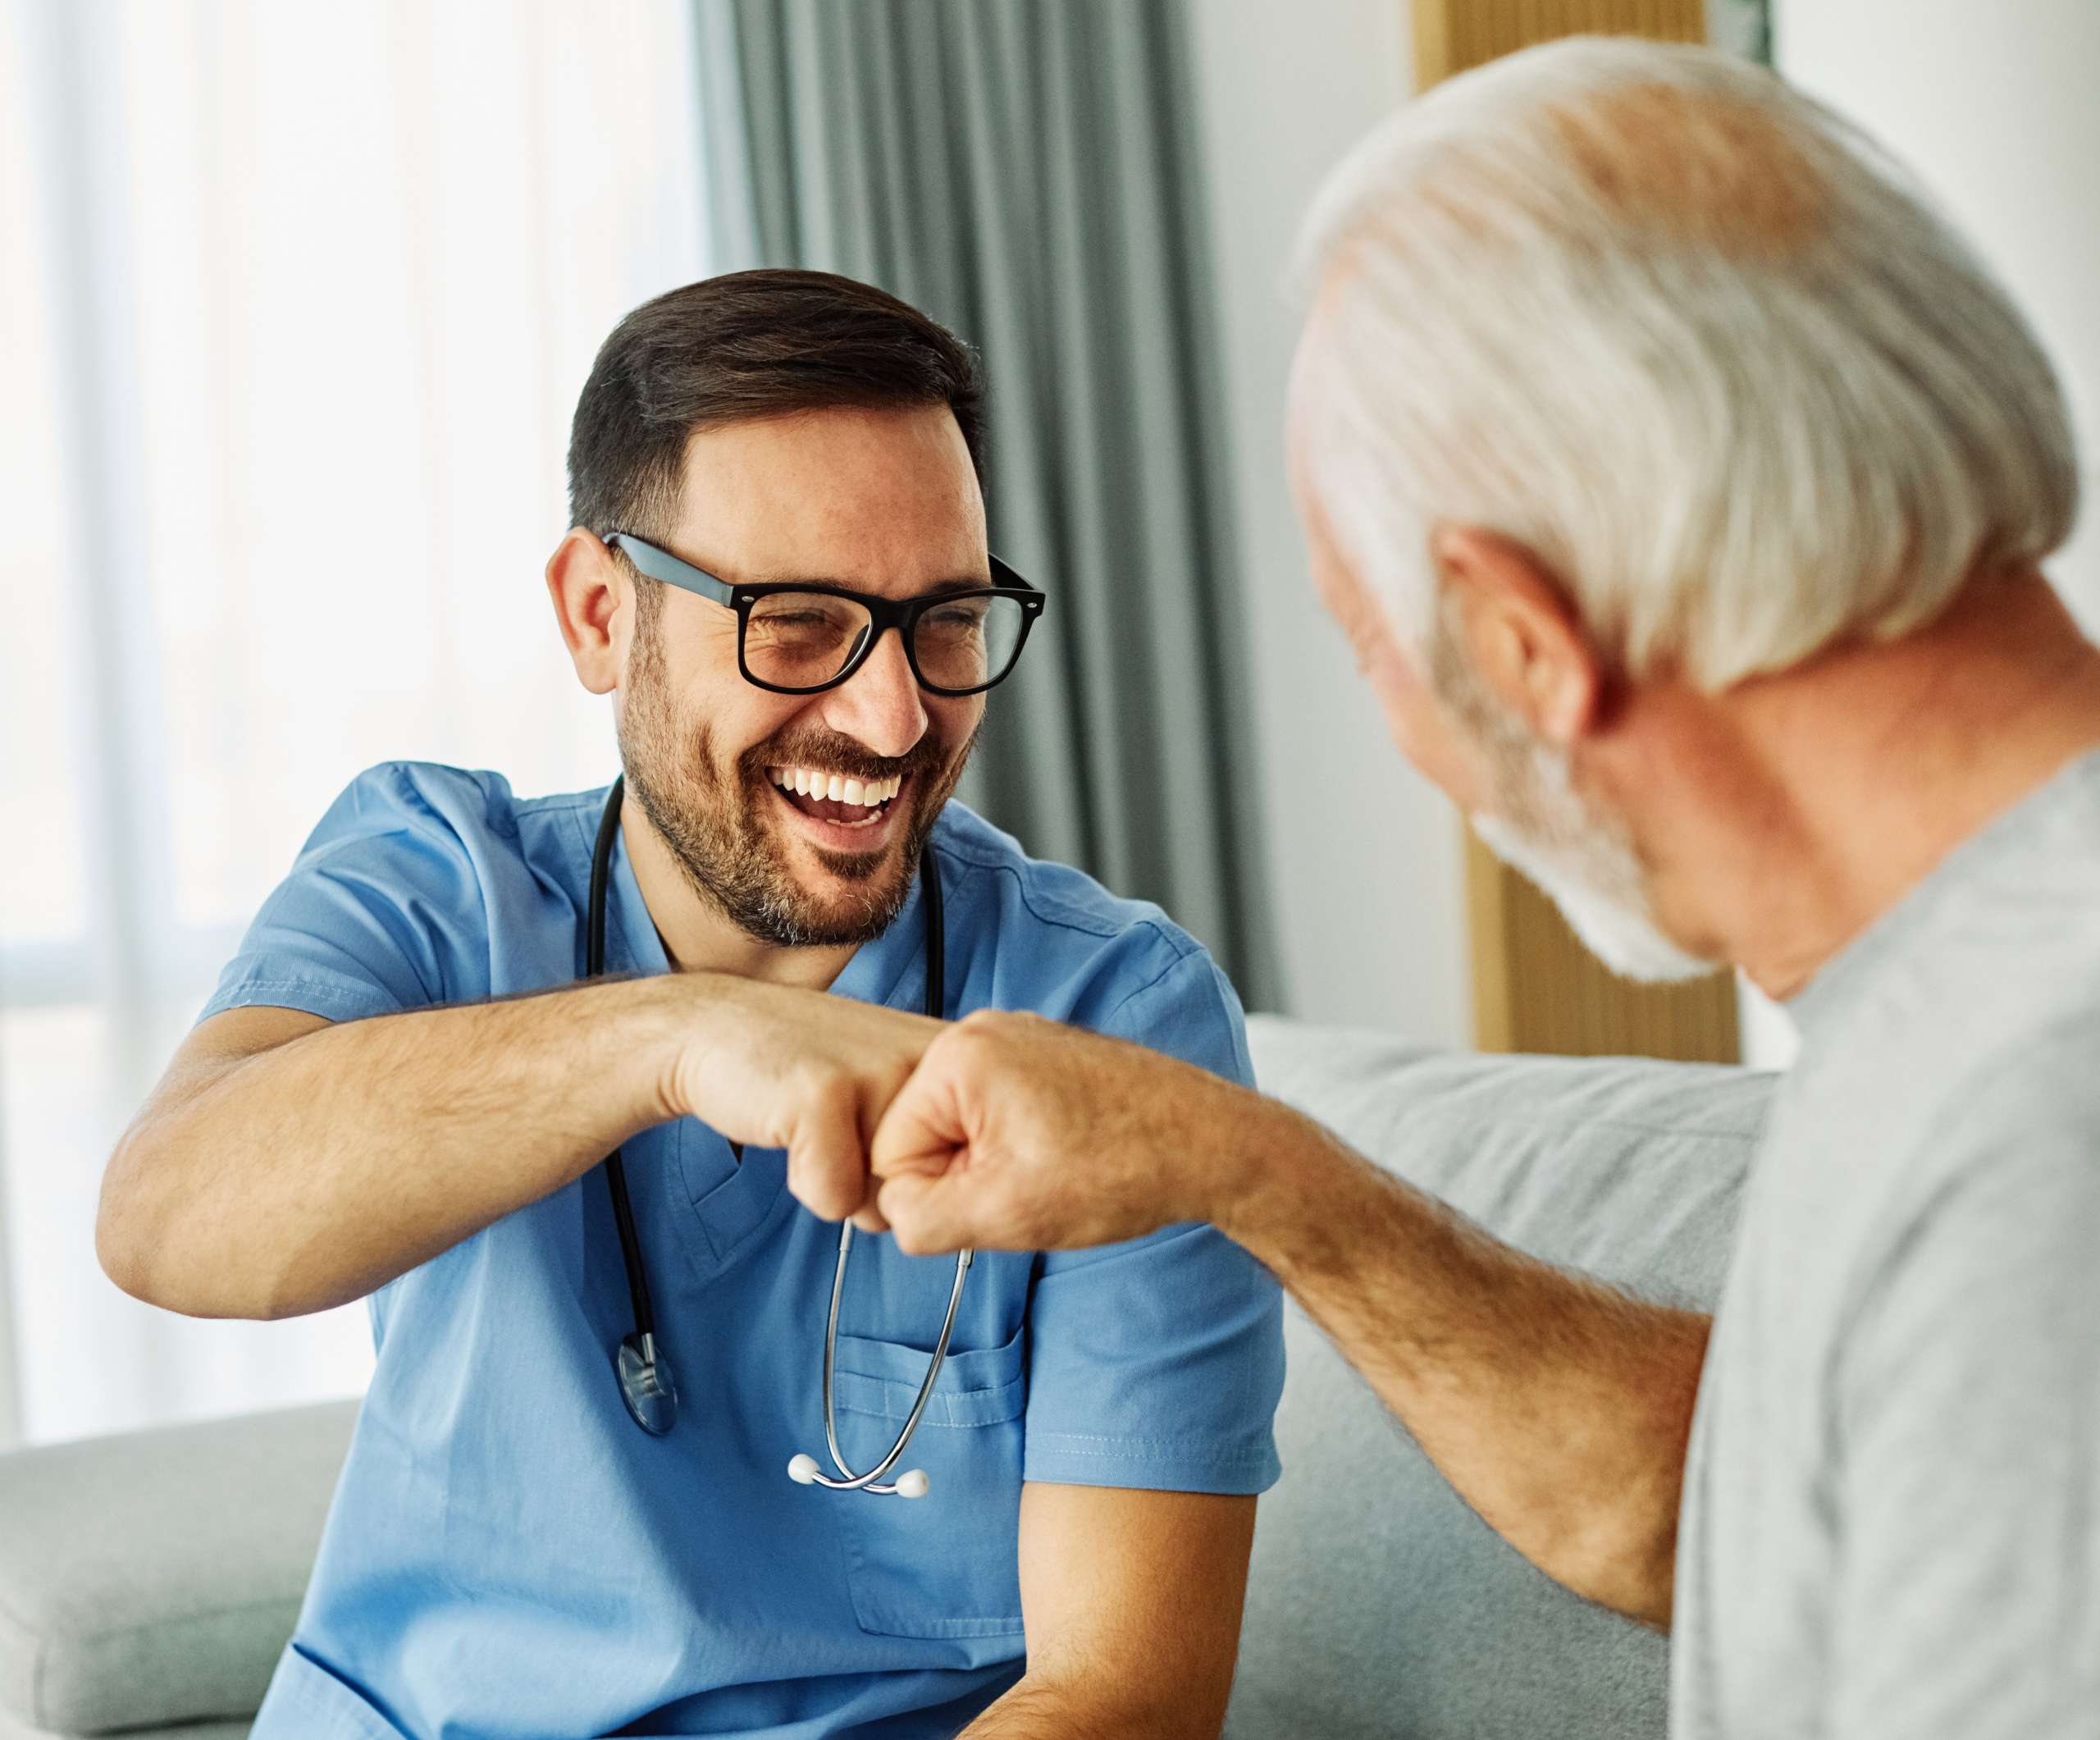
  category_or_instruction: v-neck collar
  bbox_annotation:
[584,789,941,1017]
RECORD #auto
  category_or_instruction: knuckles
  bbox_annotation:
[947,1007,1043,1068]
[954,1007,1028,1042]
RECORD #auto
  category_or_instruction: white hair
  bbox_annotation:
[1293,37,2082,689]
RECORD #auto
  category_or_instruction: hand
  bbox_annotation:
[661,973,943,1226]
[869,1010,1253,1254]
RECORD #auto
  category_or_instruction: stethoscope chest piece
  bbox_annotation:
[617,1331,678,1436]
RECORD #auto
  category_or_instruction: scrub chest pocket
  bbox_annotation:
[833,1328,1029,1639]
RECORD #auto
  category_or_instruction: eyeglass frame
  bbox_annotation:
[603,532,1047,698]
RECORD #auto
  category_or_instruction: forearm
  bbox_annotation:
[102,977,693,1319]
[962,1675,1218,1740]
[958,1680,1080,1740]
[1206,1088,1705,1627]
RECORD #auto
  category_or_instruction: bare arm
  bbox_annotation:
[962,1483,1256,1738]
[101,975,938,1322]
[871,1012,1705,1629]
[1213,1089,1705,1628]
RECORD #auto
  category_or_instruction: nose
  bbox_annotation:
[816,624,929,760]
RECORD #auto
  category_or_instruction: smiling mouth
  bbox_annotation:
[767,764,905,829]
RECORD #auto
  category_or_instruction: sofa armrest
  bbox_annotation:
[0,1400,356,1736]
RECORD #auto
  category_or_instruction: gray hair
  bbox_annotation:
[1293,37,2081,689]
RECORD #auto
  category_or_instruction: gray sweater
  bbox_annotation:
[1674,747,2100,1737]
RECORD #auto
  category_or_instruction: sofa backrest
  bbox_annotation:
[1228,1017,1775,1740]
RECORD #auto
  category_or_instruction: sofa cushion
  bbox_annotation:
[1228,1018,1775,1740]
[0,1400,356,1736]
[0,1717,247,1740]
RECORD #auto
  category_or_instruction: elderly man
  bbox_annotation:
[851,38,2100,1736]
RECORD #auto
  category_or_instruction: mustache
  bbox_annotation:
[737,727,952,785]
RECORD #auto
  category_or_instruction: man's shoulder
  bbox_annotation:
[927,803,1222,1006]
[1921,1007,2100,1185]
[929,804,1202,953]
[1795,1003,2100,1324]
[318,760,605,858]
[1865,747,2100,1031]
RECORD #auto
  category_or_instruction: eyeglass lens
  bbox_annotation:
[744,591,1027,692]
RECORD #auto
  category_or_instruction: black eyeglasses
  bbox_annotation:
[605,532,1046,698]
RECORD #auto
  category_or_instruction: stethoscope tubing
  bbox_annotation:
[590,775,661,1349]
[587,773,972,1497]
[802,1226,973,1493]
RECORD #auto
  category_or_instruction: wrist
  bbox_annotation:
[1177,1076,1285,1236]
[631,970,743,1126]
[1197,1087,1335,1256]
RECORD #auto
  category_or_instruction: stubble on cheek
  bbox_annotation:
[621,634,980,945]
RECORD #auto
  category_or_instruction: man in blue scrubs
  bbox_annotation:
[98,270,1284,1739]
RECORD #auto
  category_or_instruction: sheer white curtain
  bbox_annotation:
[0,0,728,1446]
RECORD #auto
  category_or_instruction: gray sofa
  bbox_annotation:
[0,1018,1772,1739]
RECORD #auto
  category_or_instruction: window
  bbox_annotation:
[1,0,723,1445]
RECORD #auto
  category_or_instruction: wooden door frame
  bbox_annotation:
[1408,0,1741,1062]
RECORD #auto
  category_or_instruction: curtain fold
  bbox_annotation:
[1706,0,1774,61]
[705,0,1280,1007]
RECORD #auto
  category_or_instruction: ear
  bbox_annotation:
[546,528,630,696]
[1431,527,1602,747]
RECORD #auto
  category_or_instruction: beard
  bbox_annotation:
[1429,623,1711,985]
[618,620,976,948]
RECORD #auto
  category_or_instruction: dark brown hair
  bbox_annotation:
[566,268,986,545]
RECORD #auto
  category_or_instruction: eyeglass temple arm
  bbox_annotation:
[614,530,1040,606]
[604,532,737,607]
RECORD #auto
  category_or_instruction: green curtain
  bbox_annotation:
[1706,0,1773,61]
[697,0,1280,1007]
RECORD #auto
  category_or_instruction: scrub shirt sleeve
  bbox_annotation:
[195,761,491,1028]
[1020,942,1285,1496]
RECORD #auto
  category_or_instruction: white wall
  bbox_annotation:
[1186,0,1473,1046]
[1776,0,2100,628]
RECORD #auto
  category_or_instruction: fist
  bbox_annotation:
[869,1009,1246,1255]
[663,973,942,1226]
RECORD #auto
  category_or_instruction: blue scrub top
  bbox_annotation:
[203,762,1284,1740]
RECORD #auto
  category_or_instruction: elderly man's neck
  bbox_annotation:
[1607,567,2100,1002]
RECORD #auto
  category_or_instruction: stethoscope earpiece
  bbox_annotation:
[788,1451,930,1498]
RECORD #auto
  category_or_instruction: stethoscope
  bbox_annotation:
[587,775,971,1498]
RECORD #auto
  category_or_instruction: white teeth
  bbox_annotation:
[770,766,902,808]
